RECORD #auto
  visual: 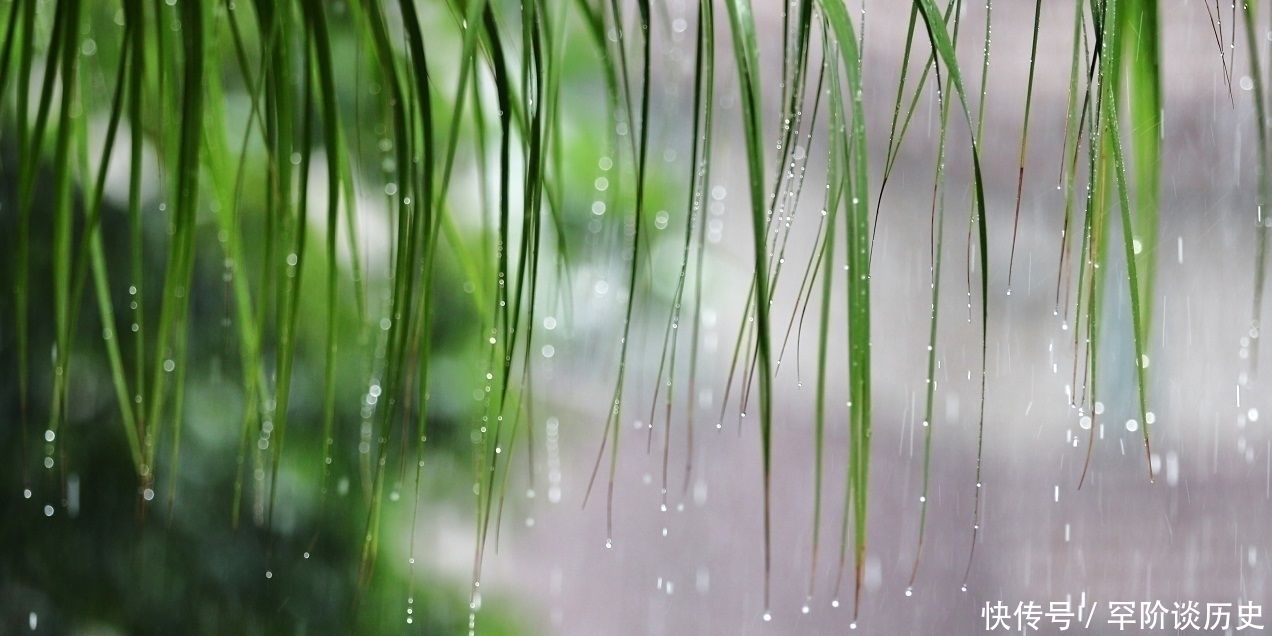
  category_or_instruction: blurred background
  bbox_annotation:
[476,2,1272,635]
[2,1,1270,635]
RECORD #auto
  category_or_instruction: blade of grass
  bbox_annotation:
[48,0,85,495]
[721,0,774,613]
[809,39,842,604]
[908,0,966,584]
[1107,93,1154,481]
[908,0,977,589]
[820,0,871,617]
[683,0,717,490]
[648,0,719,502]
[474,1,517,578]
[1120,0,1161,344]
[7,0,37,489]
[911,0,993,588]
[581,0,654,554]
[1006,0,1044,292]
[73,11,145,477]
[1242,0,1272,377]
[304,0,354,506]
[1055,1,1088,317]
[1078,0,1115,488]
[1101,0,1155,479]
[146,0,205,504]
[962,0,996,586]
[265,1,311,539]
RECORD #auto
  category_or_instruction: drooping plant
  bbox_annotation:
[5,0,1248,628]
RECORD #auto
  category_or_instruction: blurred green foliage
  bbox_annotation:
[0,0,531,633]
